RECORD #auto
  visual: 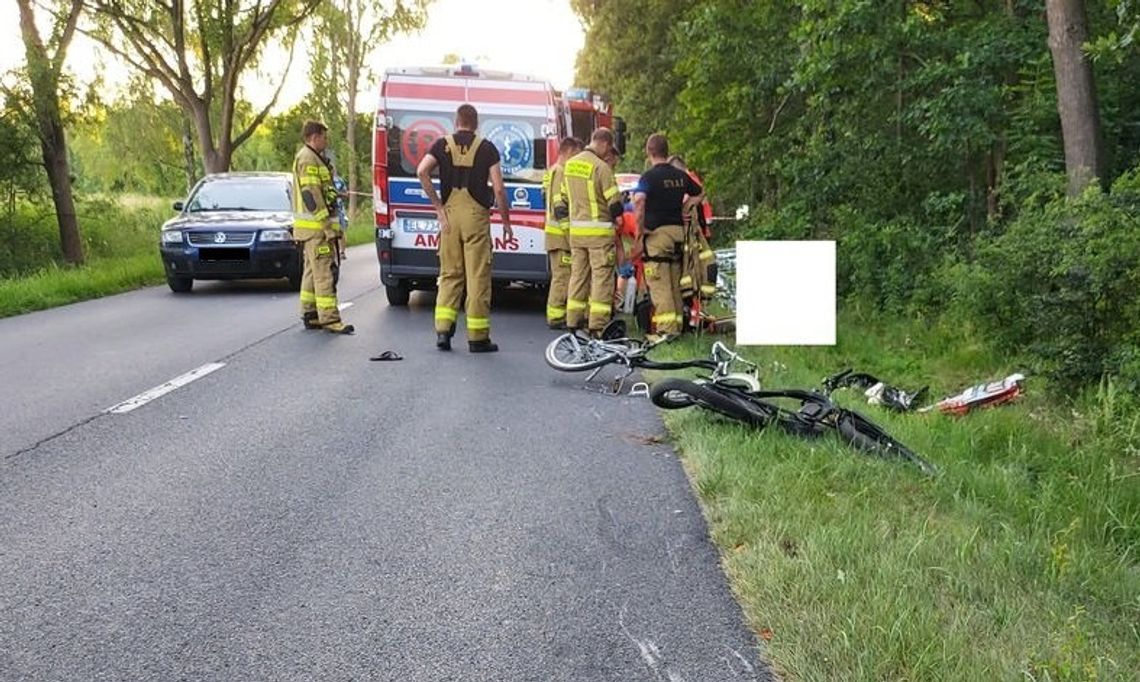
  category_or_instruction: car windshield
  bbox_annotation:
[386,110,549,183]
[186,179,291,212]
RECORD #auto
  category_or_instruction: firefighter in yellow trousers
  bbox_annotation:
[417,104,513,352]
[632,133,704,338]
[542,136,584,328]
[293,120,353,334]
[555,128,626,335]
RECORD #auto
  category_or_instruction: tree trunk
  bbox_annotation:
[986,135,1006,221]
[189,100,228,174]
[1045,0,1107,196]
[17,0,84,265]
[346,67,359,218]
[40,117,84,265]
[182,115,198,192]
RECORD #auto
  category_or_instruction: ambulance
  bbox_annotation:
[372,64,623,305]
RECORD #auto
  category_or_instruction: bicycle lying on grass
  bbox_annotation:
[650,376,938,477]
[544,325,761,396]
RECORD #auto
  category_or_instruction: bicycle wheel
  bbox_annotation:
[835,410,937,476]
[650,378,773,427]
[544,332,622,372]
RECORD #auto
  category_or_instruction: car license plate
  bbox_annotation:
[199,247,250,261]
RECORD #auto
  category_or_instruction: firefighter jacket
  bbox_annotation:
[293,144,335,239]
[555,148,622,243]
[542,162,570,251]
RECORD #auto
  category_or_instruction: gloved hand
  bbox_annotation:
[618,262,634,279]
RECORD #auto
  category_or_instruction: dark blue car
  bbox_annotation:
[159,172,301,293]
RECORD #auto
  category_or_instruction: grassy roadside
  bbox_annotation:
[647,313,1139,680]
[0,255,166,318]
[0,209,376,320]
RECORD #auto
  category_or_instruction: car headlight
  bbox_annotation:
[161,230,184,244]
[259,229,293,242]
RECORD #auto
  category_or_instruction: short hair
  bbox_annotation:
[302,120,328,139]
[591,127,614,146]
[456,104,478,128]
[646,133,669,159]
[560,136,585,154]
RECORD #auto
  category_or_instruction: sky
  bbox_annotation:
[0,0,586,112]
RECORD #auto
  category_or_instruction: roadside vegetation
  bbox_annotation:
[0,196,373,318]
[573,1,1140,678]
[647,318,1138,680]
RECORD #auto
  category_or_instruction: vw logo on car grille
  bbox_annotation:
[214,232,227,244]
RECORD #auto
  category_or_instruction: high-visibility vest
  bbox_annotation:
[558,149,620,240]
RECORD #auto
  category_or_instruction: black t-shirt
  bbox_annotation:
[428,131,501,209]
[636,163,703,230]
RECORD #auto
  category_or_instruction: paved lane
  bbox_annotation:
[0,253,771,681]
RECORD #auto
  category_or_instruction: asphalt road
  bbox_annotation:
[0,245,771,681]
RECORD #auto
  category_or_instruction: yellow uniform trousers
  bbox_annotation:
[643,224,685,335]
[435,190,493,342]
[566,232,616,333]
[298,226,342,326]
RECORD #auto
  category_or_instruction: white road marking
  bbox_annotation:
[338,302,354,311]
[105,363,227,414]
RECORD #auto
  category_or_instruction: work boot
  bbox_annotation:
[548,320,566,330]
[468,339,499,353]
[302,312,321,330]
[324,321,355,335]
[436,332,452,351]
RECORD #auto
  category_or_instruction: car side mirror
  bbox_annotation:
[172,201,184,211]
[614,117,627,157]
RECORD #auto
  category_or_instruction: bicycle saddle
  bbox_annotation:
[600,319,628,341]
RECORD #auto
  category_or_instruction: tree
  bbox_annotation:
[85,0,321,174]
[1046,0,1108,195]
[15,0,85,265]
[570,0,690,168]
[310,0,429,216]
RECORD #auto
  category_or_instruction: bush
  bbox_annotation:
[956,168,1140,391]
[0,196,168,277]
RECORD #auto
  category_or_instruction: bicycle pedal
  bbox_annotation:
[629,382,650,398]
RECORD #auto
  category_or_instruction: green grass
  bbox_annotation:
[0,200,377,319]
[0,254,165,317]
[344,215,376,247]
[647,313,1139,681]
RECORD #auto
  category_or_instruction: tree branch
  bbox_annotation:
[768,91,792,134]
[76,25,192,109]
[231,30,297,150]
[51,0,84,76]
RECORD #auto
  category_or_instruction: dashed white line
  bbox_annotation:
[338,302,354,311]
[105,362,227,414]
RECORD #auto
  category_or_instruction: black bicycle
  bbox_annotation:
[650,377,937,476]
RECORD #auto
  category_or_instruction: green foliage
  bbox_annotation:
[958,167,1140,391]
[653,321,1140,681]
[571,0,691,169]
[0,90,46,200]
[68,79,190,197]
[573,0,1140,393]
[0,197,166,277]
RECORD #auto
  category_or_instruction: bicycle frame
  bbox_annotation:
[559,333,758,396]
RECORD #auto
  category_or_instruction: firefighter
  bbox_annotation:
[555,128,626,335]
[542,137,584,329]
[631,133,704,338]
[416,104,513,352]
[293,120,354,334]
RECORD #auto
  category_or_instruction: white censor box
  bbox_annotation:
[735,241,836,346]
